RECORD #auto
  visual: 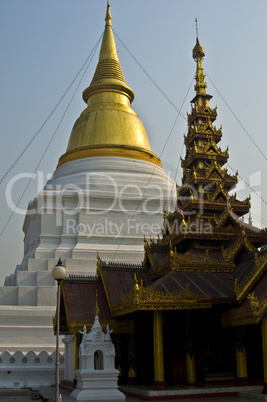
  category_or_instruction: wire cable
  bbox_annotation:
[0,36,102,237]
[0,34,103,187]
[113,30,187,123]
[205,69,267,162]
[110,77,194,262]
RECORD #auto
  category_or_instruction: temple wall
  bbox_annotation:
[0,350,64,388]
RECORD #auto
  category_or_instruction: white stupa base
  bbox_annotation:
[0,156,175,372]
[70,370,125,401]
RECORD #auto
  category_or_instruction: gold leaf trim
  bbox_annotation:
[111,281,212,317]
[235,252,267,301]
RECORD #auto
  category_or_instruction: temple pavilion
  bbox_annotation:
[58,2,267,396]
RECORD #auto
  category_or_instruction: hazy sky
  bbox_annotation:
[0,0,266,284]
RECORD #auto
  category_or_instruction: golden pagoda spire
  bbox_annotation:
[57,2,162,169]
[87,0,130,94]
[192,19,207,95]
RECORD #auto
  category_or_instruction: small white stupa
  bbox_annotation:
[70,292,125,401]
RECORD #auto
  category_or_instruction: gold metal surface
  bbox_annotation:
[186,352,196,384]
[57,144,162,168]
[153,311,165,382]
[235,252,267,301]
[110,279,212,317]
[261,317,267,383]
[222,293,267,327]
[236,350,248,378]
[58,2,155,167]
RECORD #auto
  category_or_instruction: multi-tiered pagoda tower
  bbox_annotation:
[164,36,257,258]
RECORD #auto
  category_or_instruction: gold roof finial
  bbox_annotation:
[57,1,162,170]
[193,18,204,61]
[133,273,139,291]
[94,289,100,315]
[192,19,206,94]
[105,0,112,27]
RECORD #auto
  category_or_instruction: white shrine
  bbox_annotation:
[71,296,125,401]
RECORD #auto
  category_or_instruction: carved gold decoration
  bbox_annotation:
[110,280,212,317]
[222,291,267,327]
[214,207,231,227]
[235,252,267,302]
[149,246,235,280]
[247,293,260,317]
[222,230,256,262]
[208,184,228,202]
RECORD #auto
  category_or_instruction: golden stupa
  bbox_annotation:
[58,2,161,168]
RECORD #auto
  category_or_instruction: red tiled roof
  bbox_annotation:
[102,267,151,304]
[149,271,235,303]
[62,280,112,324]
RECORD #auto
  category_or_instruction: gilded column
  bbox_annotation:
[262,316,267,394]
[128,333,137,385]
[235,326,248,386]
[185,311,196,384]
[153,310,166,390]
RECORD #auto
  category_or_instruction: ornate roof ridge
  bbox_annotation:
[65,274,99,282]
[101,261,144,270]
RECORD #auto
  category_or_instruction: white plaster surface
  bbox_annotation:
[0,350,64,388]
[0,156,175,386]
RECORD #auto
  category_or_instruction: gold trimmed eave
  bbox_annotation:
[57,144,162,168]
[181,166,238,187]
[58,277,135,334]
[235,251,267,302]
[145,245,236,280]
[185,122,222,145]
[110,282,212,317]
[176,197,250,216]
[222,229,256,262]
[182,150,228,170]
[213,207,247,228]
[96,254,212,317]
[222,292,267,327]
[188,104,217,125]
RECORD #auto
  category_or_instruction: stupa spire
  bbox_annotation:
[105,1,112,27]
[84,1,129,96]
[57,2,162,169]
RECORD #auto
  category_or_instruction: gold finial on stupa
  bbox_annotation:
[57,2,162,169]
[105,1,112,26]
[133,273,139,291]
